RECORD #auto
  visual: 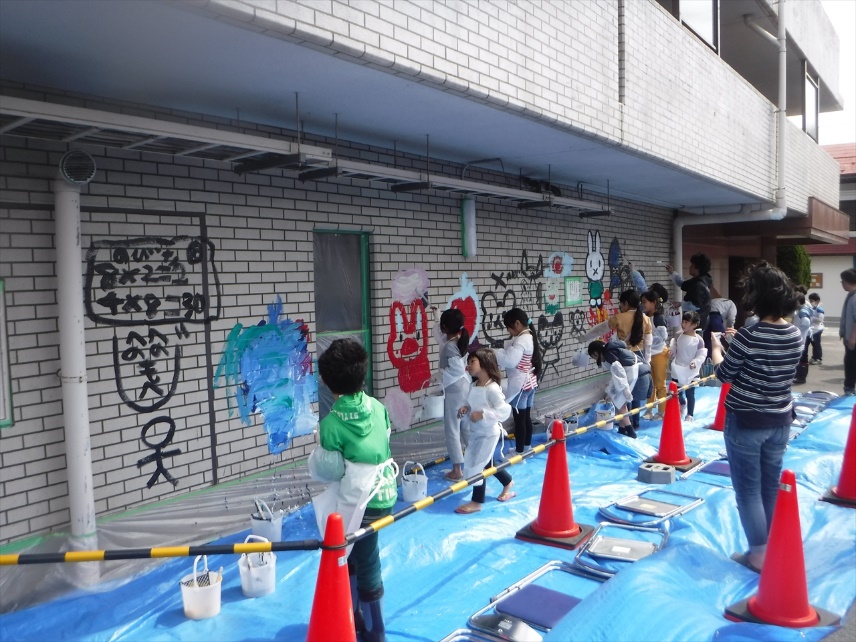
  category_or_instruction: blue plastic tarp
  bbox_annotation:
[1,391,854,641]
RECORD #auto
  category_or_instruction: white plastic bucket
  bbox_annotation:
[238,535,276,598]
[401,461,428,503]
[250,499,284,543]
[422,390,445,420]
[594,401,615,431]
[179,555,222,620]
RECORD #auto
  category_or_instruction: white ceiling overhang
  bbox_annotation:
[0,0,791,212]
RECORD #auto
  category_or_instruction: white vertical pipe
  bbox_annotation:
[53,178,99,584]
[775,0,787,210]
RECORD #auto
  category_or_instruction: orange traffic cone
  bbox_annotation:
[516,420,593,549]
[306,513,357,642]
[821,404,856,508]
[645,382,700,472]
[710,382,731,431]
[726,469,840,627]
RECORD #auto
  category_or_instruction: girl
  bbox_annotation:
[454,349,515,514]
[433,308,471,481]
[710,262,802,572]
[494,308,542,454]
[587,339,639,438]
[608,289,653,362]
[669,311,707,422]
[641,287,670,420]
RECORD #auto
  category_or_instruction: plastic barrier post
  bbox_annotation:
[822,404,856,507]
[516,420,593,549]
[306,513,357,642]
[725,470,840,627]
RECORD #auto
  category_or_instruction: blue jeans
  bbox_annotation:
[723,412,789,548]
[674,382,696,417]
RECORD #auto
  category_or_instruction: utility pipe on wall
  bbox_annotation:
[54,178,100,585]
[672,0,788,283]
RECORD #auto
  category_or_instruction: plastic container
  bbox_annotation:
[179,555,222,620]
[250,499,283,543]
[422,389,445,420]
[238,535,276,598]
[401,461,428,503]
[594,401,615,431]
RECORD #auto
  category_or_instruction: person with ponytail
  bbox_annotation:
[641,286,670,420]
[493,307,542,454]
[605,290,653,431]
[433,308,471,481]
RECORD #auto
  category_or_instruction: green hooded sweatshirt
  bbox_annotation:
[319,391,397,510]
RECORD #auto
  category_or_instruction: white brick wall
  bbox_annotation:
[0,84,672,544]
[193,0,837,210]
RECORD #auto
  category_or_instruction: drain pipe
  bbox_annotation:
[54,152,100,585]
[672,0,787,283]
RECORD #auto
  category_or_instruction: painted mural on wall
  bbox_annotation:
[84,235,221,488]
[387,268,431,393]
[382,268,431,431]
[214,296,318,455]
[608,236,634,299]
[447,273,480,343]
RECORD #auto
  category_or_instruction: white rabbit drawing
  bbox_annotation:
[586,230,605,307]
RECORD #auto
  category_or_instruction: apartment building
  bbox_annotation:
[0,0,848,546]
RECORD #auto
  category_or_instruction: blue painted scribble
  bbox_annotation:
[214,297,318,454]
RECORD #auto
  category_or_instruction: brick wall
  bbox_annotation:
[0,84,673,544]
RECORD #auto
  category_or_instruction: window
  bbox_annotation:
[313,230,372,418]
[680,0,719,53]
[803,64,819,141]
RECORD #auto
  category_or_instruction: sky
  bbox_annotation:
[819,0,856,145]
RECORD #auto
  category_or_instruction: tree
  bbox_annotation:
[776,245,812,287]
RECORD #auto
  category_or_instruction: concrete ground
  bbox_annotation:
[793,322,855,640]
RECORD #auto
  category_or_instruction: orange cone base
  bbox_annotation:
[820,486,856,508]
[515,521,594,550]
[645,455,702,473]
[725,596,840,628]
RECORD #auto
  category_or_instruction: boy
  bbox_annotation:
[807,292,825,365]
[309,339,397,642]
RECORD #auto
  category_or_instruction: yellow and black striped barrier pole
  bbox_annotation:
[0,538,321,566]
[2,375,720,563]
[359,374,720,540]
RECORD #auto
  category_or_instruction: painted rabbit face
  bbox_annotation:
[586,230,604,281]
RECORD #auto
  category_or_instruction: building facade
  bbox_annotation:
[0,0,847,545]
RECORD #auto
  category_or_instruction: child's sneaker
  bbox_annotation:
[685,415,694,422]
[641,411,656,420]
[809,359,822,365]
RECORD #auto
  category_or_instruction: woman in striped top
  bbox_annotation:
[710,262,802,573]
[494,308,542,455]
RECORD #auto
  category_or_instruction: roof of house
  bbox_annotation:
[823,143,856,176]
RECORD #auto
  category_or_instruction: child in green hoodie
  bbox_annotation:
[309,338,397,642]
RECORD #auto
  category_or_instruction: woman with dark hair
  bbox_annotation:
[665,252,713,331]
[710,262,802,573]
[494,307,542,454]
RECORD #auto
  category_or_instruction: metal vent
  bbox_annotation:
[59,150,97,185]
